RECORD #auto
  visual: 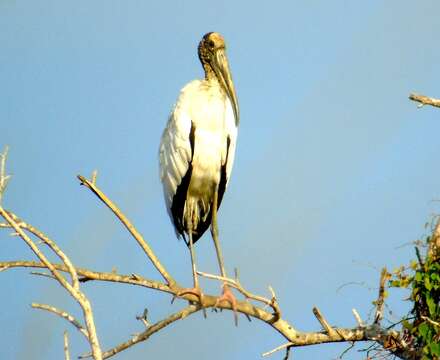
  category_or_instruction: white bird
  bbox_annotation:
[159,32,239,308]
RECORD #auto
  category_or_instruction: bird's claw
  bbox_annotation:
[214,284,238,326]
[172,287,207,318]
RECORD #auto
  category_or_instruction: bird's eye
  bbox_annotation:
[208,40,215,48]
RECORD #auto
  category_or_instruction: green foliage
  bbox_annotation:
[390,235,440,359]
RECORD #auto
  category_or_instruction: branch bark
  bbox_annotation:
[409,93,440,108]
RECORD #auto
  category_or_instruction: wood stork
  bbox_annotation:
[159,32,239,308]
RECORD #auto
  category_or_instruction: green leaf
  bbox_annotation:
[410,260,418,270]
[402,319,413,330]
[425,276,432,291]
[430,341,440,356]
[427,296,437,317]
[418,322,430,339]
[390,280,401,287]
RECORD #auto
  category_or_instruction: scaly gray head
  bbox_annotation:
[198,32,239,124]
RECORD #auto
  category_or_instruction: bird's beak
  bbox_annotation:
[213,49,239,124]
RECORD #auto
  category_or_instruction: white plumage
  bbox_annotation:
[159,32,238,245]
[159,79,237,241]
[158,32,239,305]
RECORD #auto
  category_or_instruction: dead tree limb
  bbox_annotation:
[409,93,440,108]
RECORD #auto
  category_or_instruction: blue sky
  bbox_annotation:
[1,1,440,359]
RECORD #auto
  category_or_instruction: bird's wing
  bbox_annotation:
[159,82,197,237]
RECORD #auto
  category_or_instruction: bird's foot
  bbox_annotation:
[214,283,238,326]
[172,287,207,318]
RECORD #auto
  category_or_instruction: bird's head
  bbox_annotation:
[198,32,239,123]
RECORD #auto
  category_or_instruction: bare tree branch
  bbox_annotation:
[0,151,425,359]
[3,210,80,290]
[64,331,70,360]
[374,268,389,324]
[409,93,440,108]
[197,270,281,321]
[428,216,440,259]
[352,308,364,327]
[0,260,172,293]
[77,175,175,287]
[99,305,200,359]
[0,146,11,204]
[0,259,411,358]
[313,306,338,337]
[262,342,292,357]
[32,303,89,339]
[0,208,103,359]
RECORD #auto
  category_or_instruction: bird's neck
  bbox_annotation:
[203,63,217,82]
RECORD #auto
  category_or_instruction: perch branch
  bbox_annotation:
[0,259,416,359]
[77,175,175,286]
[197,270,281,321]
[0,154,418,359]
[409,93,440,108]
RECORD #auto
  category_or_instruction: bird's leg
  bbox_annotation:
[211,192,226,278]
[188,229,199,289]
[176,224,206,316]
[211,189,238,325]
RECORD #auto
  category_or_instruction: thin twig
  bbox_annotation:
[91,170,98,185]
[262,342,292,357]
[352,308,364,327]
[136,308,150,328]
[0,208,76,296]
[374,268,389,324]
[90,305,200,359]
[30,270,56,280]
[313,306,337,337]
[3,210,80,290]
[415,246,424,268]
[77,175,175,286]
[64,331,70,360]
[339,342,355,358]
[0,146,11,204]
[32,303,89,339]
[409,93,440,108]
[421,316,440,328]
